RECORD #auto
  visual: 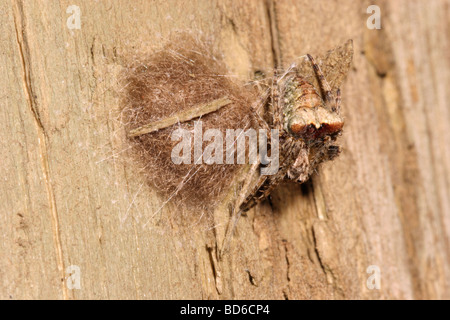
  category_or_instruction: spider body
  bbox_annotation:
[239,54,344,213]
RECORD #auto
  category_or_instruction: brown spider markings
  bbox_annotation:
[219,47,352,256]
[237,53,345,214]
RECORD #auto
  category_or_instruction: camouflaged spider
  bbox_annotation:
[220,49,351,255]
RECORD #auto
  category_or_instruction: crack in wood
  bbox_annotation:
[12,0,69,300]
[264,0,282,68]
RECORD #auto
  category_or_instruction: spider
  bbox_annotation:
[220,52,347,256]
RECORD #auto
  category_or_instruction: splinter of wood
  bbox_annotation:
[128,96,232,137]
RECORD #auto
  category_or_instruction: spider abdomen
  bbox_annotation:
[282,76,343,140]
[285,77,323,110]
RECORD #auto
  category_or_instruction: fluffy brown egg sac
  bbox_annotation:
[119,36,258,211]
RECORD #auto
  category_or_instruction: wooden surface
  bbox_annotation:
[1,0,449,299]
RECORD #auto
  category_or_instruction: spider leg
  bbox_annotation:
[219,160,263,258]
[272,69,283,131]
[251,89,272,132]
[307,54,334,105]
[219,92,272,258]
[220,74,294,258]
[220,136,301,258]
[335,88,341,113]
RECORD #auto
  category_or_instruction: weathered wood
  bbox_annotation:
[0,0,448,300]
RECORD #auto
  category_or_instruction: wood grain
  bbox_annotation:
[0,0,448,299]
